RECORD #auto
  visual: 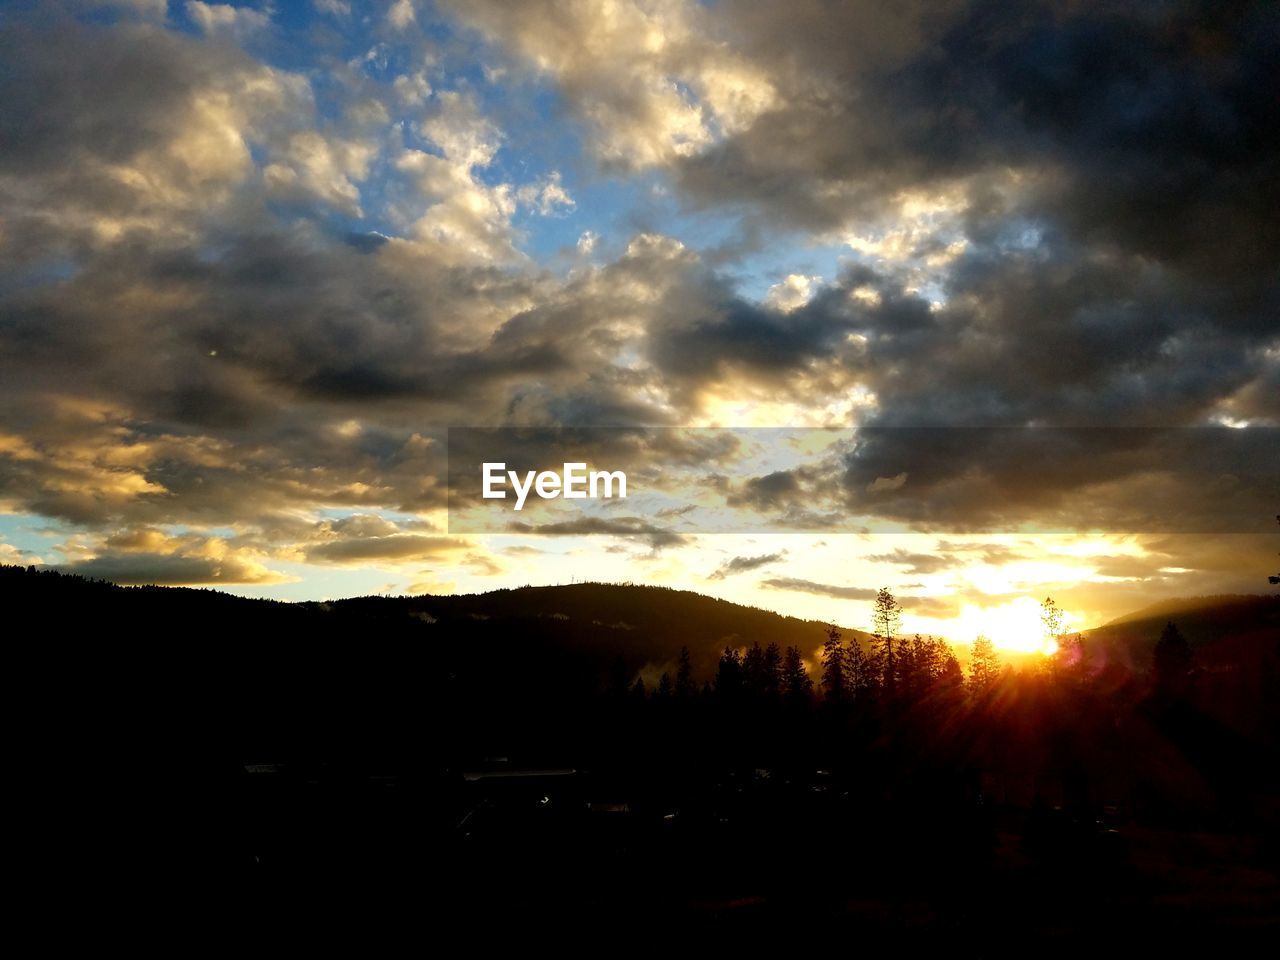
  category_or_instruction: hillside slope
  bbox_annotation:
[324,582,872,679]
[1083,593,1279,670]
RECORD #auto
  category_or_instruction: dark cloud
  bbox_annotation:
[504,516,690,550]
[682,2,1280,278]
[663,1,1280,491]
[710,551,785,579]
[727,471,802,511]
[838,427,1279,533]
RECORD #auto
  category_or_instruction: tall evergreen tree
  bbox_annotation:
[782,645,813,705]
[715,647,744,701]
[629,676,647,702]
[902,633,940,700]
[937,646,964,690]
[846,638,875,700]
[820,626,847,703]
[969,635,1000,692]
[928,638,954,683]
[872,587,902,693]
[1040,596,1064,651]
[762,642,783,701]
[743,642,767,698]
[674,645,695,699]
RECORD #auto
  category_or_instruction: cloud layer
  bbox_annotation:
[0,1,1275,604]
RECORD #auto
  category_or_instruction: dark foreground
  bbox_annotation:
[204,760,1280,942]
[8,567,1276,940]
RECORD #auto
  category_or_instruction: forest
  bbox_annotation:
[4,563,1277,939]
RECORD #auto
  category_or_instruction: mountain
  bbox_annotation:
[1083,594,1280,670]
[0,565,864,692]
[1,565,873,761]
[324,582,872,679]
[1081,593,1279,745]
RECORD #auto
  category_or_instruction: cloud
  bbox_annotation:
[55,526,292,584]
[505,516,690,550]
[60,551,289,585]
[301,513,467,563]
[0,3,1276,607]
[726,471,802,511]
[868,543,1040,575]
[710,551,785,579]
[305,534,469,563]
[186,2,272,41]
[765,274,820,313]
[868,472,907,493]
[387,0,416,31]
[0,542,30,565]
[441,0,777,169]
[264,131,374,215]
[760,578,878,601]
[867,549,956,576]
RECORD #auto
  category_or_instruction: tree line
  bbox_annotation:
[616,588,1207,712]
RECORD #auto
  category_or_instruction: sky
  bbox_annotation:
[1,0,1277,649]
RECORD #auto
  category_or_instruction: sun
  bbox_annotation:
[954,596,1063,655]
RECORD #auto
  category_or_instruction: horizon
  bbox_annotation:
[10,558,1273,655]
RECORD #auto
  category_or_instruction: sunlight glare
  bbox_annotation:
[955,596,1064,655]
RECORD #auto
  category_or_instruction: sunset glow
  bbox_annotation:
[954,598,1065,656]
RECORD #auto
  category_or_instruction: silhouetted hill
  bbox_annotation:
[323,583,874,680]
[0,564,867,680]
[1084,593,1280,670]
[1,565,867,760]
[1081,593,1279,746]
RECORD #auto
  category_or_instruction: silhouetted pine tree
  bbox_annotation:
[820,626,846,703]
[674,645,695,699]
[743,642,766,698]
[872,587,902,694]
[846,638,876,701]
[902,633,940,701]
[937,646,964,690]
[782,645,813,706]
[969,636,1000,692]
[899,634,919,699]
[715,647,744,702]
[762,642,783,701]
